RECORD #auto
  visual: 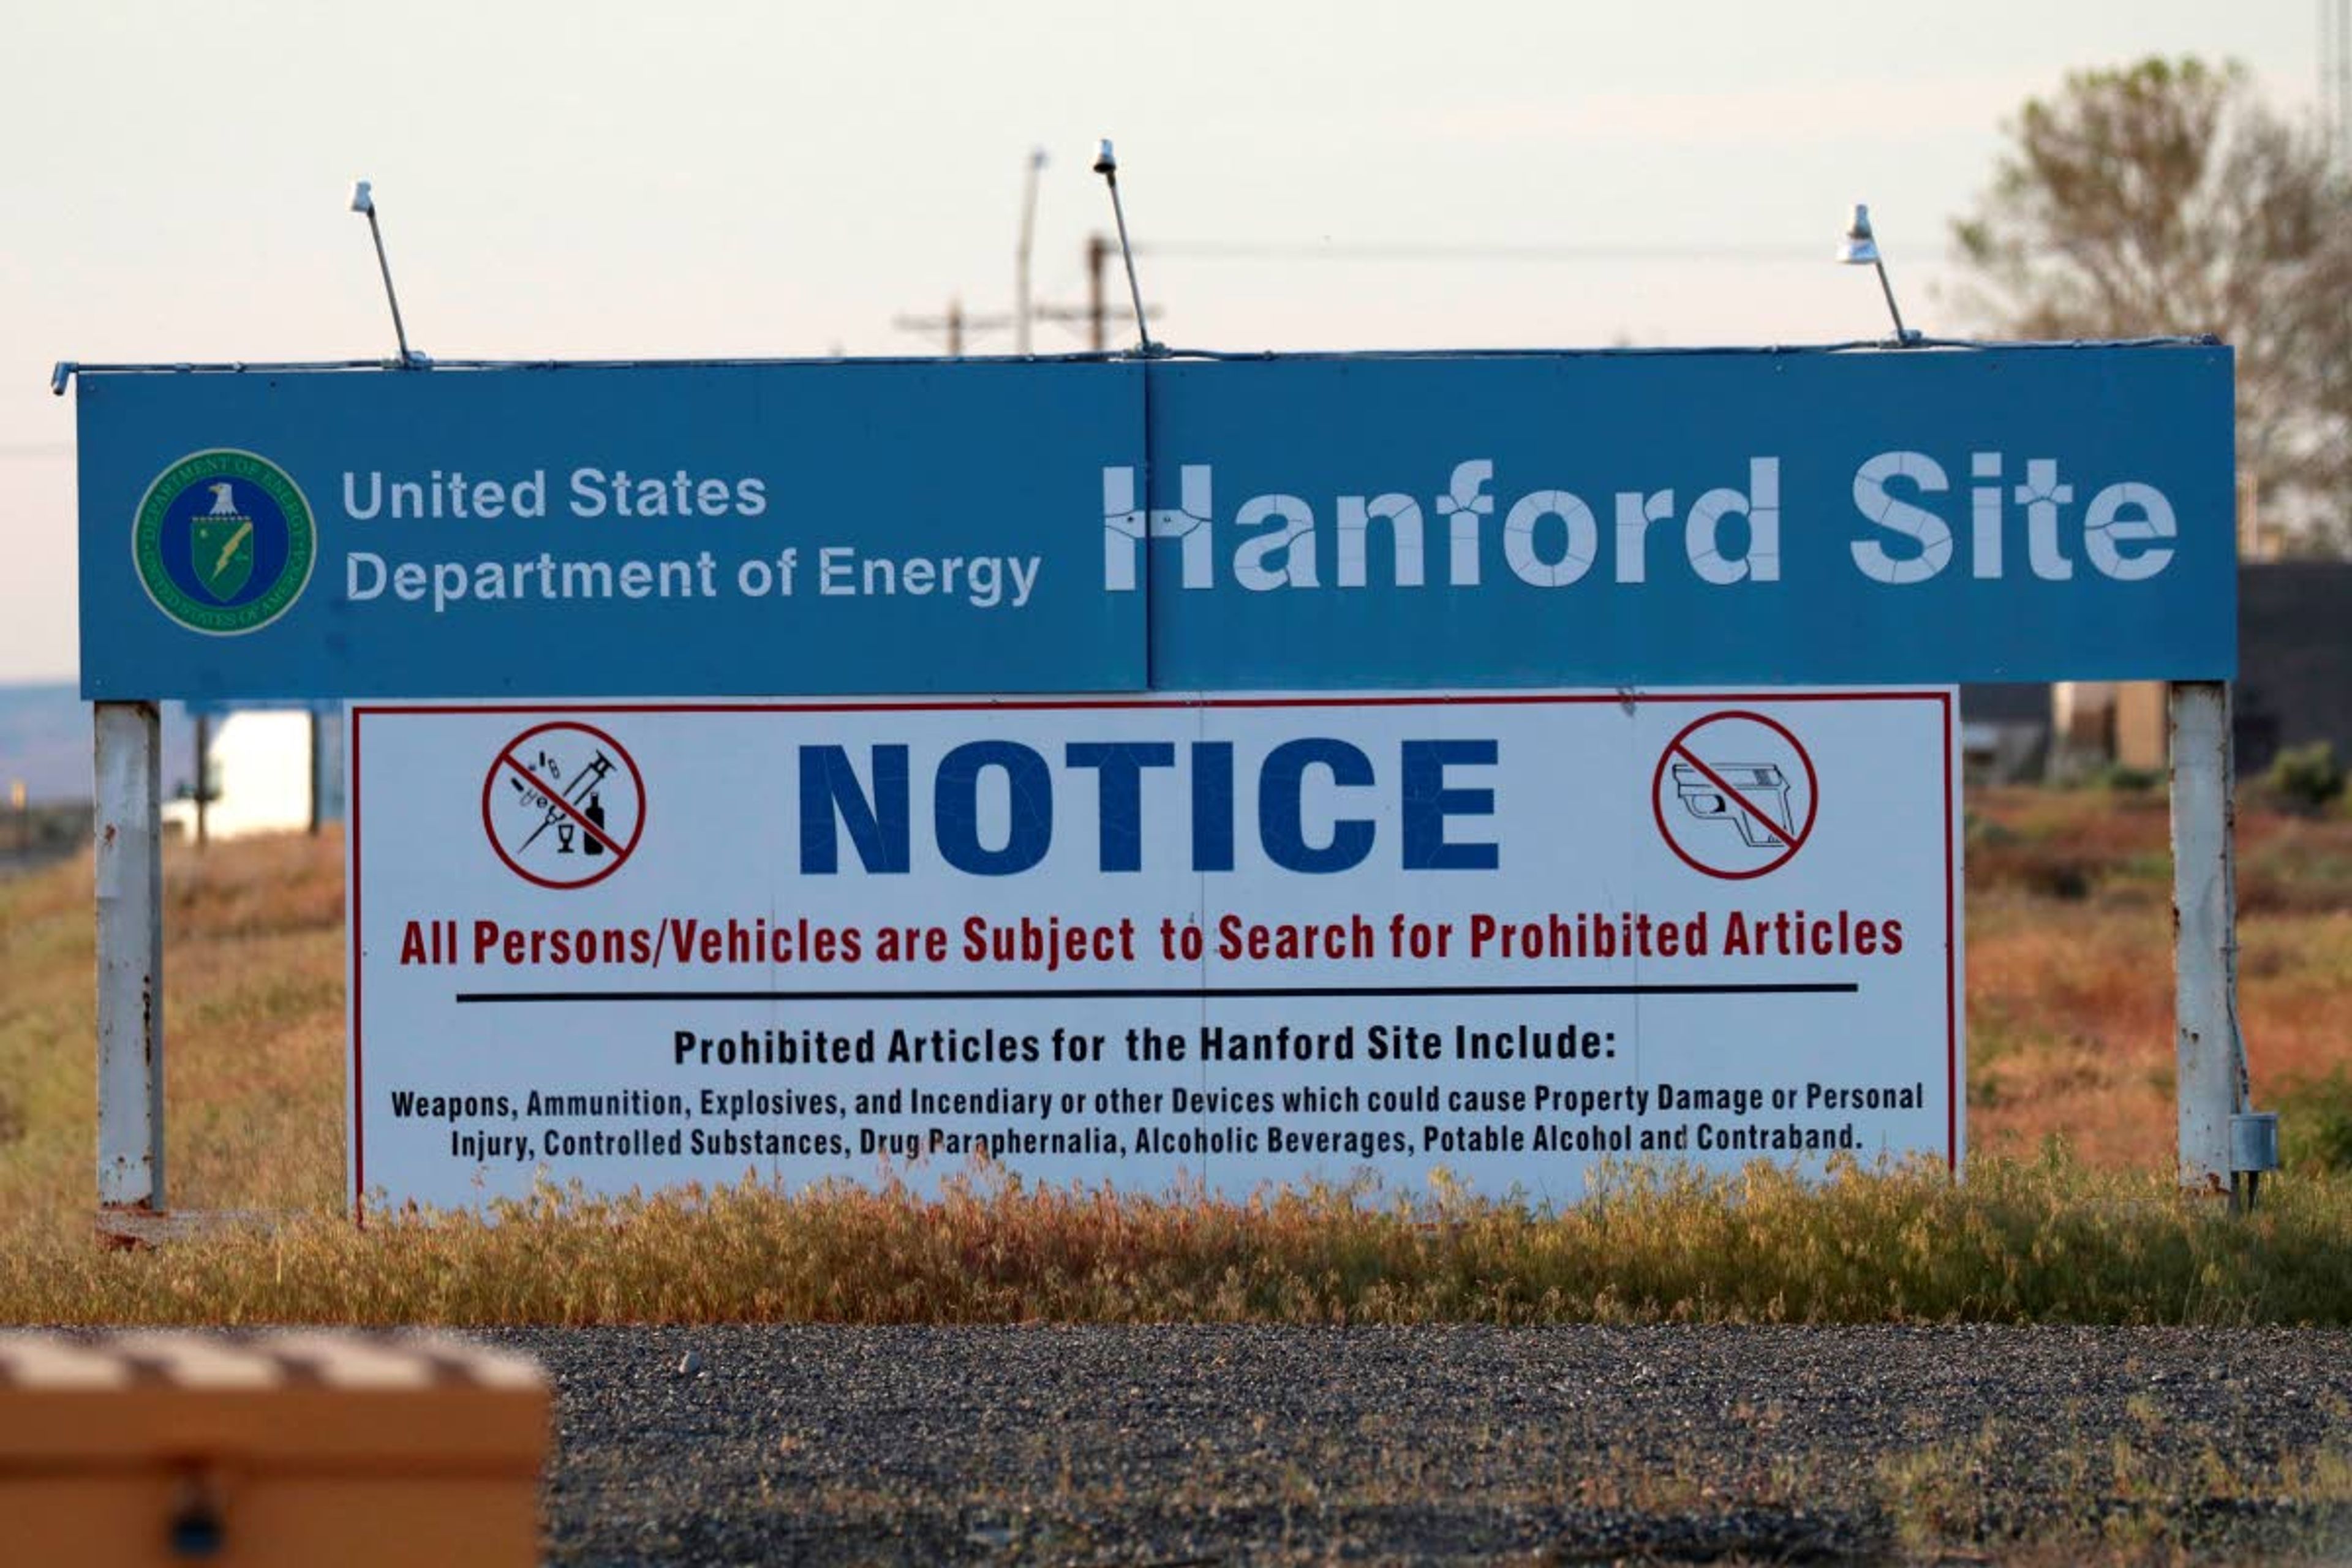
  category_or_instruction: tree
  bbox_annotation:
[1952,57,2352,554]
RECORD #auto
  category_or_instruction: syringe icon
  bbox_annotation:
[1672,762,1793,847]
[516,749,617,854]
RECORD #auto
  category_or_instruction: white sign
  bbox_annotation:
[347,692,1961,1211]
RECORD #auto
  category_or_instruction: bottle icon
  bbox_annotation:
[583,792,606,856]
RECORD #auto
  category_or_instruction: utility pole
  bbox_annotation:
[894,298,1001,357]
[1087,232,1109,353]
[894,233,1155,356]
[1016,148,1047,355]
[1022,234,1153,351]
[1029,234,1152,351]
[2327,0,2352,166]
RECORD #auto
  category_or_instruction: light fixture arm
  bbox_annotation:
[1092,140,1158,356]
[1872,257,1912,345]
[351,180,419,368]
[1836,203,1919,347]
[365,207,414,365]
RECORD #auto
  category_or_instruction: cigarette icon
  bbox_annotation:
[1672,761,1793,847]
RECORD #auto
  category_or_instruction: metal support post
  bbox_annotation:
[94,701,165,1216]
[307,709,323,837]
[192,711,209,850]
[2168,680,2239,1200]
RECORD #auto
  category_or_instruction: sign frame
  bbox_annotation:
[64,340,2255,1230]
[344,688,1963,1212]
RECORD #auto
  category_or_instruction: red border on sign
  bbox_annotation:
[1650,709,1820,880]
[350,708,363,1224]
[1941,688,1958,1169]
[346,689,1964,1217]
[480,720,648,891]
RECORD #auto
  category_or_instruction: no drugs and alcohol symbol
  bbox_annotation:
[481,722,647,889]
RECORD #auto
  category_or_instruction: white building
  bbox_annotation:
[160,709,341,841]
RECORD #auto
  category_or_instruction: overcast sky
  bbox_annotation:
[0,1,2319,682]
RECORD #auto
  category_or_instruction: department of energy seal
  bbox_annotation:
[131,450,317,635]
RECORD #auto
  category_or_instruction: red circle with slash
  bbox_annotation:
[1651,710,1819,880]
[481,721,647,890]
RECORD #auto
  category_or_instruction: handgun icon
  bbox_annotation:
[1672,762,1793,846]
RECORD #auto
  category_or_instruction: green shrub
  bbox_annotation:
[1962,812,2020,850]
[2095,761,2164,793]
[2264,741,2346,813]
[2280,1069,2352,1173]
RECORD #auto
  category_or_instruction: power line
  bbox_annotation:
[1136,239,1837,263]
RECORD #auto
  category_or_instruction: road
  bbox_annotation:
[488,1324,2352,1565]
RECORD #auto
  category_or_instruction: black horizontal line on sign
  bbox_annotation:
[453,982,1860,1005]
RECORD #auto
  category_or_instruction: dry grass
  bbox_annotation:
[1,1155,2350,1327]
[0,791,2348,1328]
[1967,785,2352,1169]
[1876,1420,2352,1562]
[0,829,345,1237]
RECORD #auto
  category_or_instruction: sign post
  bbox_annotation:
[92,700,165,1230]
[2169,680,2272,1205]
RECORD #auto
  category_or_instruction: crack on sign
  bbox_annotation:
[1012,767,1054,855]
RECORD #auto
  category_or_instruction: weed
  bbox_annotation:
[0,1155,2345,1326]
[2097,763,2165,794]
[2262,741,2346,814]
[2278,1069,2352,1174]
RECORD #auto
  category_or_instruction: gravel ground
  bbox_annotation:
[485,1325,2352,1566]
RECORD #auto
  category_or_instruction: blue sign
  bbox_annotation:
[78,345,2233,698]
[1137,346,2235,687]
[79,361,1147,699]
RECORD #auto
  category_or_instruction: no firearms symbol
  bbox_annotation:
[1651,710,1818,880]
[481,722,646,889]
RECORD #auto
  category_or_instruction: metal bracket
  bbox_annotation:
[2230,1111,2282,1174]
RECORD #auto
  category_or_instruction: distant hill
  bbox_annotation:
[0,684,200,805]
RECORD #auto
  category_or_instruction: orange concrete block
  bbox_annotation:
[0,1333,548,1567]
